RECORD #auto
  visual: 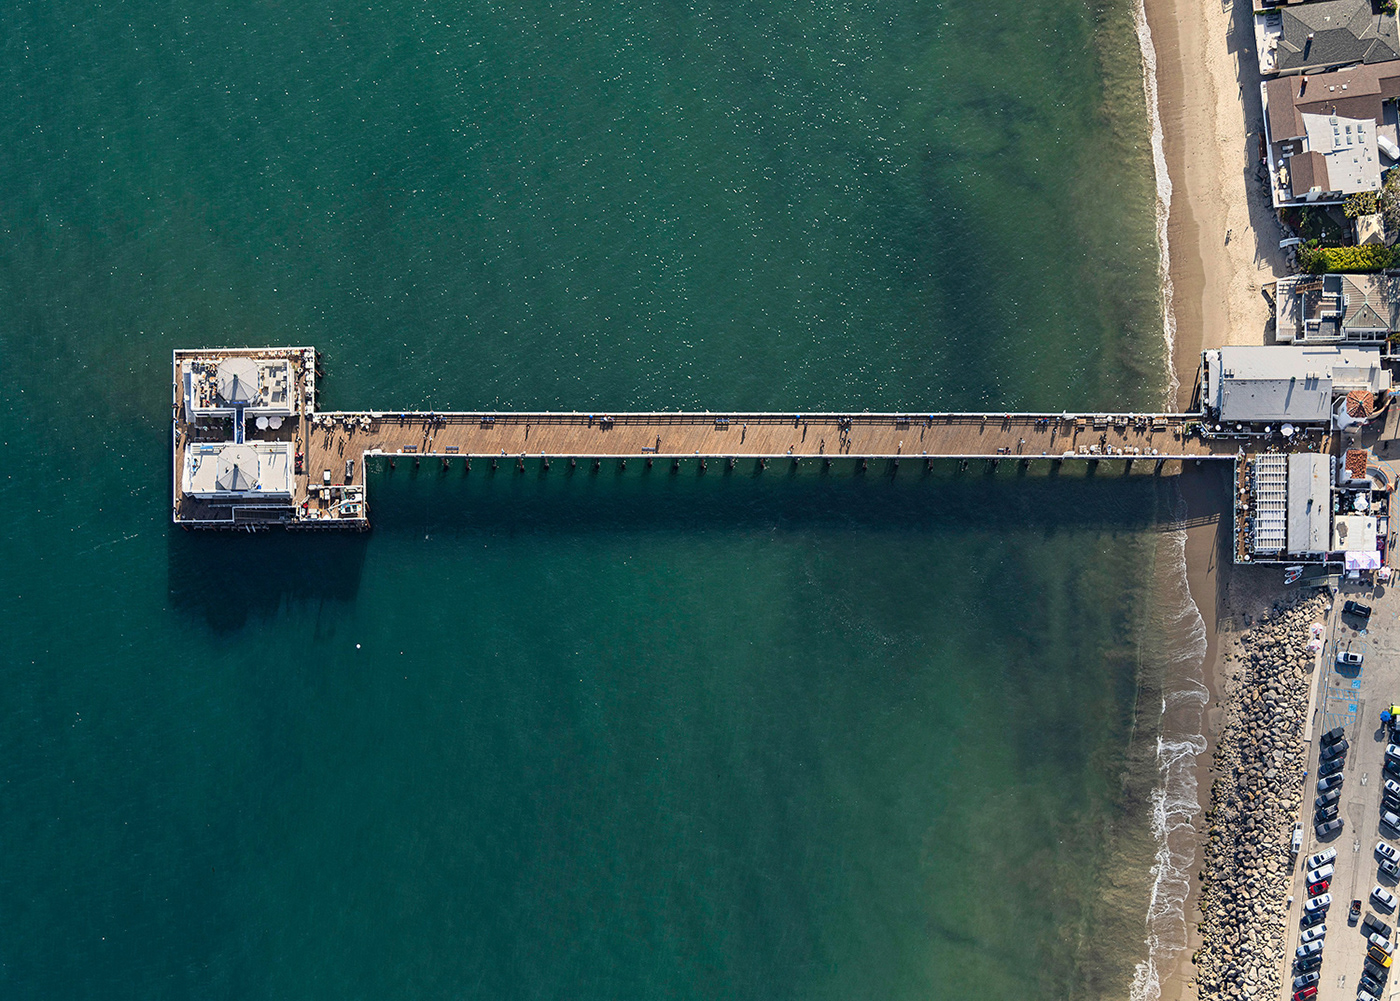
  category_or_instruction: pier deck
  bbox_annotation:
[172,347,1333,530]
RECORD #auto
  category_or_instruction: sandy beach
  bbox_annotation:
[1139,0,1298,994]
[1145,0,1290,406]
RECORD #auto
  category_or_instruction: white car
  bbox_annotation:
[1387,744,1400,760]
[1297,938,1324,958]
[1370,932,1394,954]
[1301,924,1326,943]
[1339,650,1364,666]
[1307,863,1336,884]
[1387,779,1400,798]
[1385,812,1400,833]
[1375,885,1398,912]
[1293,822,1305,854]
[1307,848,1338,870]
[1379,841,1400,863]
[1305,893,1332,913]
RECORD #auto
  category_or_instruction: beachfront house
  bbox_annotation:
[1255,0,1400,77]
[1261,63,1400,207]
[1275,273,1400,343]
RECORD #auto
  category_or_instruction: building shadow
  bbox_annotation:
[166,528,369,634]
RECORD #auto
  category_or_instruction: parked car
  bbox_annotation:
[1361,972,1385,996]
[1316,804,1339,822]
[1307,879,1330,896]
[1308,864,1336,885]
[1370,944,1394,968]
[1365,914,1394,937]
[1293,970,1320,990]
[1305,893,1333,913]
[1380,842,1400,863]
[1320,738,1349,759]
[1386,744,1400,761]
[1319,756,1345,776]
[1317,818,1344,837]
[1307,848,1338,870]
[1295,952,1323,971]
[1293,989,1317,1001]
[1383,811,1400,832]
[1319,774,1345,792]
[1296,939,1324,959]
[1381,857,1399,879]
[1317,789,1342,809]
[1301,924,1326,943]
[1375,885,1398,912]
[1344,600,1374,620]
[1371,931,1395,954]
[1357,990,1380,1001]
[1339,650,1365,666]
[1293,821,1305,854]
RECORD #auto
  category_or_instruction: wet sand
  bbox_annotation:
[1145,0,1289,409]
[1141,0,1296,986]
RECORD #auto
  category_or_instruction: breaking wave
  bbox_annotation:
[1131,530,1209,1001]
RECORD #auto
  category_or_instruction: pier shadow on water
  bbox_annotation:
[366,456,1187,539]
[166,529,369,633]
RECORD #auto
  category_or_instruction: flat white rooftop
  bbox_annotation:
[182,441,294,499]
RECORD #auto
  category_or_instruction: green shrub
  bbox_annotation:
[1344,191,1381,218]
[1298,244,1400,273]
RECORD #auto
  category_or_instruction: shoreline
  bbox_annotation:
[1135,0,1295,989]
[1143,0,1288,408]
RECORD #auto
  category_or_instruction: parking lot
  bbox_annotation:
[1283,590,1400,1000]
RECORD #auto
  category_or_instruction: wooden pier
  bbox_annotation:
[171,347,1331,530]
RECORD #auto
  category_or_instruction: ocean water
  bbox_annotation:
[0,1,1195,998]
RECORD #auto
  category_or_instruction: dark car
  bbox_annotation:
[1316,804,1339,822]
[1345,600,1374,620]
[1317,818,1344,837]
[1319,757,1345,776]
[1321,739,1350,760]
[1321,725,1348,744]
[1362,973,1385,996]
[1319,774,1345,792]
[1318,789,1342,809]
[1383,858,1400,879]
[1295,953,1323,972]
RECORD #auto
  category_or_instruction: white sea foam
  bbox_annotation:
[1125,4,1199,993]
[1130,531,1208,1001]
[1133,0,1178,407]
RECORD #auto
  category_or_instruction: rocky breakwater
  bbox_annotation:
[1191,592,1328,1000]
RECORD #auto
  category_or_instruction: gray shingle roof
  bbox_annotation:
[1274,0,1400,74]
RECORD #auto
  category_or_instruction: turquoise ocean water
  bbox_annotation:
[0,1,1193,998]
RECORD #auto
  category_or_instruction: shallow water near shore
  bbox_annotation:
[0,0,1195,998]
